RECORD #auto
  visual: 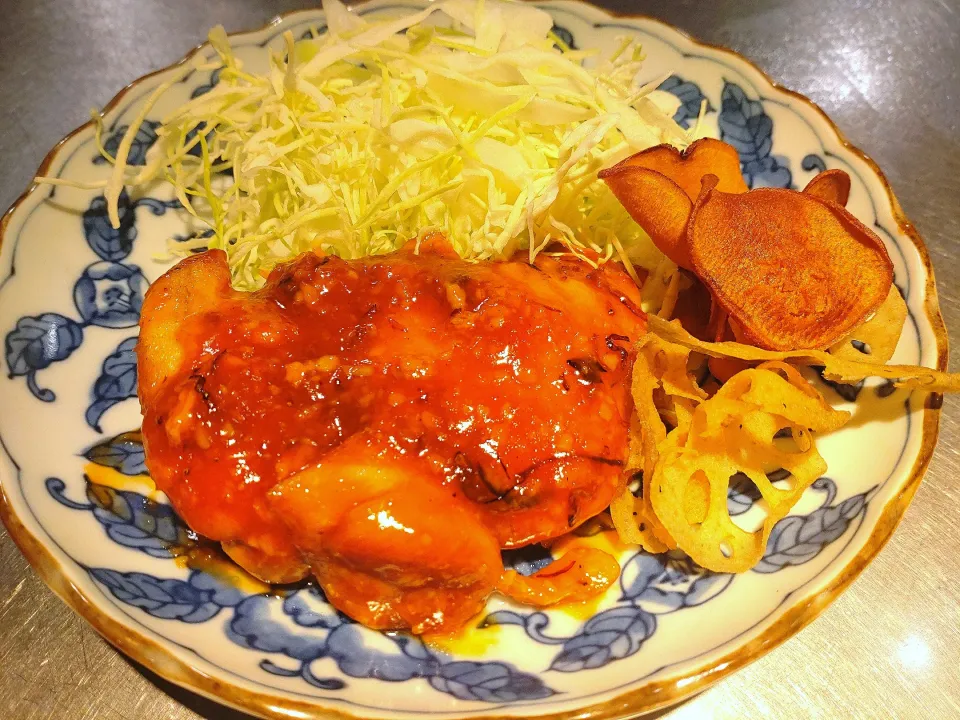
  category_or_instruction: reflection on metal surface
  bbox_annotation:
[896,634,932,673]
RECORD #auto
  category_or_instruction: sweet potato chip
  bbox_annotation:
[707,311,751,383]
[803,169,851,206]
[699,300,748,382]
[600,139,749,270]
[646,315,960,393]
[607,138,749,199]
[671,270,713,341]
[687,175,894,350]
[829,285,908,365]
[600,166,694,269]
[649,364,850,572]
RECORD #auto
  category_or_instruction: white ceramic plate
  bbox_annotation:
[0,2,947,718]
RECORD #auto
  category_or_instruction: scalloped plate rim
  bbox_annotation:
[0,2,948,719]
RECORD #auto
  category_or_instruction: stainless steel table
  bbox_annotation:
[1,1,958,718]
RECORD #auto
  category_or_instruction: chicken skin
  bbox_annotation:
[137,235,646,633]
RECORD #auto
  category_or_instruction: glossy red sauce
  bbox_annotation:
[138,236,646,632]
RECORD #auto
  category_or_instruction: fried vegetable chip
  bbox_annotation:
[728,361,850,433]
[607,138,749,199]
[803,168,851,206]
[687,175,894,350]
[599,139,748,270]
[829,285,908,365]
[599,167,694,269]
[707,307,750,383]
[613,346,674,553]
[649,363,850,572]
[647,335,708,405]
[613,362,669,555]
[647,315,960,393]
[610,485,669,554]
[670,270,713,341]
[611,333,709,553]
[613,362,662,549]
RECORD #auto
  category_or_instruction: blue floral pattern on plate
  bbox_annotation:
[95,120,161,166]
[49,464,556,700]
[44,435,872,698]
[4,187,175,424]
[657,75,713,130]
[0,3,935,717]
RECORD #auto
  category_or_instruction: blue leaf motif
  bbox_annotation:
[229,593,332,661]
[429,661,554,702]
[84,430,146,475]
[684,572,735,607]
[86,337,138,432]
[190,68,223,98]
[718,82,771,162]
[97,523,177,558]
[718,81,792,189]
[754,478,873,573]
[727,472,762,516]
[259,659,346,690]
[327,625,441,681]
[480,610,568,646]
[619,551,670,602]
[619,551,732,613]
[657,75,713,129]
[46,475,192,557]
[229,591,350,689]
[86,481,193,557]
[747,156,792,189]
[83,192,178,262]
[188,569,251,608]
[5,313,83,401]
[89,568,223,622]
[549,606,656,672]
[550,24,577,51]
[284,586,344,629]
[83,192,138,262]
[226,586,558,698]
[94,120,160,166]
[74,261,148,328]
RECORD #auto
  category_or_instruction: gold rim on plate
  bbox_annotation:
[0,2,949,718]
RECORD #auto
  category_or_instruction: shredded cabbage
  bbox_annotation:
[84,0,695,289]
